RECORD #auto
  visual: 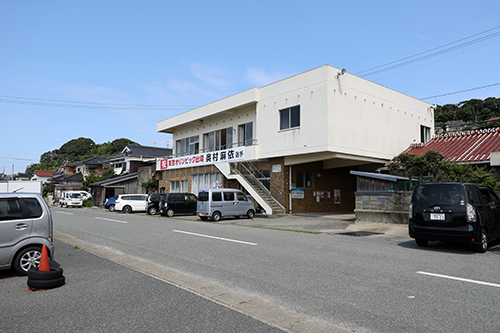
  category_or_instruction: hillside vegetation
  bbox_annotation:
[435,97,500,129]
[27,137,138,172]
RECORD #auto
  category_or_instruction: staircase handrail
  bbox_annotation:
[238,162,283,205]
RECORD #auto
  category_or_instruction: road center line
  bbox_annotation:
[173,230,257,246]
[56,211,74,215]
[95,217,128,224]
[417,271,500,288]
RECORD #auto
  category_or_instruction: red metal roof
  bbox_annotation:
[34,170,55,177]
[401,127,500,163]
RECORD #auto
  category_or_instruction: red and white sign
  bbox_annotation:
[158,147,245,170]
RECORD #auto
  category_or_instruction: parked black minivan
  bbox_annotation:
[409,183,500,252]
[146,193,164,215]
[159,193,197,217]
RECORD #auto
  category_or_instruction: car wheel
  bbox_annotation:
[166,209,174,217]
[148,207,157,215]
[212,211,221,222]
[475,228,488,253]
[28,267,64,280]
[246,209,255,219]
[200,216,208,221]
[108,204,115,212]
[415,239,429,247]
[123,205,132,214]
[27,276,65,289]
[13,246,42,275]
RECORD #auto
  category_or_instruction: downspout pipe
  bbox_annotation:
[289,165,292,214]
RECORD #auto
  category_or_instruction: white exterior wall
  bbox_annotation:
[157,65,433,167]
[166,103,257,160]
[257,67,331,159]
[326,67,433,161]
[256,65,433,165]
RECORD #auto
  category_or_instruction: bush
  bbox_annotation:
[83,199,93,207]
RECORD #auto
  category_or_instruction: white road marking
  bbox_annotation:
[417,271,500,288]
[57,211,74,215]
[95,217,128,224]
[173,230,258,246]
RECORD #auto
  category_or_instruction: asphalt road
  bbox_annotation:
[0,238,284,333]
[4,206,500,333]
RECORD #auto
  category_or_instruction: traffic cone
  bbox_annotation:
[38,245,50,272]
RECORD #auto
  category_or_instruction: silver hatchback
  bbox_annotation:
[0,192,54,275]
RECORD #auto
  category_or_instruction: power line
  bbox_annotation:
[356,25,500,77]
[0,95,198,111]
[0,156,38,161]
[420,83,500,100]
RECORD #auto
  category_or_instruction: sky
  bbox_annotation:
[1,1,500,174]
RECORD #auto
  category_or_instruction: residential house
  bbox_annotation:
[102,145,172,175]
[49,172,84,201]
[444,120,468,132]
[156,65,433,215]
[31,170,56,185]
[89,172,140,206]
[14,172,32,181]
[400,127,500,170]
[73,156,106,179]
[88,145,172,206]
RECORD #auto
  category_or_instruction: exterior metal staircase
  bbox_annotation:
[215,161,286,215]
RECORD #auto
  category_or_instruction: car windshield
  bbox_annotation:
[413,184,465,206]
[69,193,82,198]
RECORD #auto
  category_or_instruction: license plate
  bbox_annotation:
[430,213,445,220]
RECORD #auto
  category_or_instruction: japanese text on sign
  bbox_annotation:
[158,147,245,170]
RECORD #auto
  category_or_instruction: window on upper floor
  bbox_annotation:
[176,135,199,156]
[203,127,233,152]
[420,125,431,143]
[280,105,300,131]
[238,122,253,146]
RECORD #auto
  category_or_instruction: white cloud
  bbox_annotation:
[245,68,290,87]
[189,63,232,91]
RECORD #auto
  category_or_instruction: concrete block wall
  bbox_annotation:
[354,191,412,224]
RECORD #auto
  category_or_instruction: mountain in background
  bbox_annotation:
[27,137,138,172]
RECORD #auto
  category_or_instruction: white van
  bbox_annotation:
[197,189,255,221]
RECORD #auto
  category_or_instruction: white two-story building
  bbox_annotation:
[156,65,433,215]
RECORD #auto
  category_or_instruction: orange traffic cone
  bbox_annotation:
[38,245,50,272]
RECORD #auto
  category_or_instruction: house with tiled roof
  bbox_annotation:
[352,127,500,223]
[102,144,172,175]
[31,170,56,185]
[72,156,106,178]
[400,127,500,168]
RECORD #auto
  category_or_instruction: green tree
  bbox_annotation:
[26,137,139,172]
[389,150,500,190]
[142,178,159,194]
[388,151,447,181]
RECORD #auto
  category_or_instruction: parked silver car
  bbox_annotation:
[0,192,54,275]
